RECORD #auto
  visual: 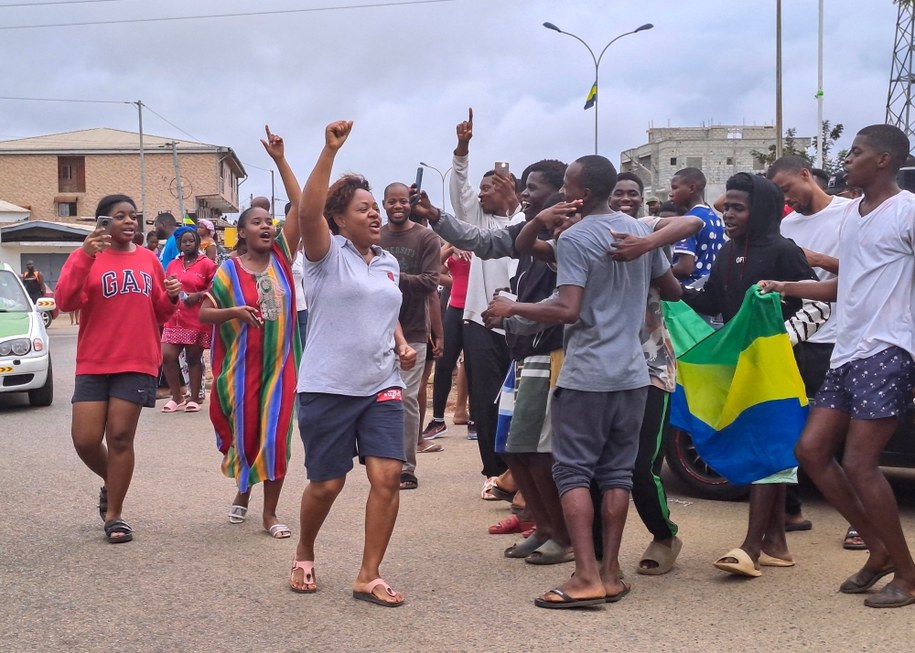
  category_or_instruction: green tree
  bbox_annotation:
[751,121,846,173]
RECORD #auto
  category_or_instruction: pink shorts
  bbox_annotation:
[162,326,212,349]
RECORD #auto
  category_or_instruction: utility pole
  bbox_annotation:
[135,100,147,232]
[775,0,784,158]
[166,142,186,220]
[816,0,824,168]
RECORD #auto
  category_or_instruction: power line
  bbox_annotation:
[0,0,456,30]
[142,103,201,143]
[0,95,129,104]
[0,0,120,7]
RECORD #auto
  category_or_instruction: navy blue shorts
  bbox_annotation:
[814,346,915,420]
[297,388,405,481]
[72,373,157,408]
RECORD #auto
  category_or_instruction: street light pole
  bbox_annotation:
[543,21,654,154]
[420,162,453,211]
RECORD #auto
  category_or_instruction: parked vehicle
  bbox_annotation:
[0,264,54,406]
[666,405,915,500]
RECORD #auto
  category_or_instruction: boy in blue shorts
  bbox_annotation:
[761,124,915,608]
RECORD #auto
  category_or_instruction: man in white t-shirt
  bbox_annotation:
[761,124,915,609]
[768,155,849,535]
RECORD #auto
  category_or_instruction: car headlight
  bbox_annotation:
[0,338,31,356]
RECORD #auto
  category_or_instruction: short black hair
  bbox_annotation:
[574,155,617,201]
[482,170,518,186]
[383,182,408,199]
[614,171,644,194]
[520,159,567,191]
[146,231,157,242]
[658,201,679,214]
[767,155,811,179]
[153,211,176,227]
[726,172,756,198]
[96,194,136,218]
[811,168,830,185]
[857,124,911,170]
[672,167,706,190]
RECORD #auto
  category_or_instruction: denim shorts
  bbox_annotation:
[814,346,915,420]
[72,373,158,408]
[297,388,405,481]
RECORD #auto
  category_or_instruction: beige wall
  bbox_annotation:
[0,151,239,221]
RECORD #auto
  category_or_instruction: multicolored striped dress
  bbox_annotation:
[207,234,301,493]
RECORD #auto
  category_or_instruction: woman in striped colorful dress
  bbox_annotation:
[199,126,301,538]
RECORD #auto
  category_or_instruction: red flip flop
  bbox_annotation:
[488,514,536,535]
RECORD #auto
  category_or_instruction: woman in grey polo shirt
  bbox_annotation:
[288,121,416,607]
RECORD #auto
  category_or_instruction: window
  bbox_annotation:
[726,157,734,166]
[686,156,703,169]
[669,157,677,166]
[57,201,77,217]
[58,156,86,193]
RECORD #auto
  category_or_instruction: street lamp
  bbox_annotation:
[419,162,453,210]
[543,21,654,154]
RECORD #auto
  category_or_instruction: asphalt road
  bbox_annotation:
[2,323,915,653]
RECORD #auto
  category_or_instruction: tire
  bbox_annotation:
[41,310,52,328]
[28,358,53,407]
[665,427,748,501]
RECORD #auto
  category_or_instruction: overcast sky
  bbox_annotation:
[0,0,902,214]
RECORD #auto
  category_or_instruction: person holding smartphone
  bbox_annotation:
[56,194,181,544]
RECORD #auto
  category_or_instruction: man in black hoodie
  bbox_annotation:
[684,172,819,578]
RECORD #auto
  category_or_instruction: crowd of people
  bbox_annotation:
[53,114,915,610]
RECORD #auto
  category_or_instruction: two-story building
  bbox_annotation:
[0,127,246,223]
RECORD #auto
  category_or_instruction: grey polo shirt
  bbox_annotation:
[297,234,404,396]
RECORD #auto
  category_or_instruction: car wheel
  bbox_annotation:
[40,311,52,328]
[28,358,53,407]
[665,427,748,501]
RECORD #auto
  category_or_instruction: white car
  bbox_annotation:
[0,264,54,406]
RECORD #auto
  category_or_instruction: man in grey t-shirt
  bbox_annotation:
[485,155,681,608]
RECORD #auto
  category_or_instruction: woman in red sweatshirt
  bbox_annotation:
[56,194,180,544]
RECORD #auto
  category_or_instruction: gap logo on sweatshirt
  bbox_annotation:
[101,269,153,299]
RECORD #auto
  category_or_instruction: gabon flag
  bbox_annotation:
[583,82,597,110]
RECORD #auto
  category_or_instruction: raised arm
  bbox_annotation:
[449,108,487,225]
[298,121,352,262]
[260,125,303,251]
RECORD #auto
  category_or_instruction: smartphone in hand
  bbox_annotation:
[96,216,113,233]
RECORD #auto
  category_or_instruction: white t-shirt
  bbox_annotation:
[779,196,849,344]
[290,250,308,312]
[831,191,915,367]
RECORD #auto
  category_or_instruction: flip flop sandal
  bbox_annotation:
[843,527,868,551]
[417,442,443,453]
[268,523,291,539]
[534,588,604,609]
[759,552,795,567]
[638,537,683,575]
[353,578,404,607]
[489,484,517,503]
[184,401,201,413]
[489,515,536,535]
[839,566,895,594]
[785,519,813,532]
[290,560,317,593]
[228,504,248,524]
[714,548,762,578]
[863,582,915,608]
[104,518,133,544]
[399,473,418,490]
[161,399,186,413]
[605,582,632,603]
[98,486,108,521]
[525,539,576,565]
[504,535,547,559]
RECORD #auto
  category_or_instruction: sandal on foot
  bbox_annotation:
[606,582,632,603]
[489,484,517,503]
[759,552,795,567]
[184,401,201,413]
[504,535,547,559]
[290,560,317,593]
[268,523,291,539]
[161,399,185,413]
[98,486,108,521]
[863,582,915,608]
[525,539,575,565]
[784,519,812,532]
[228,504,248,524]
[714,548,761,577]
[488,514,535,535]
[637,536,683,575]
[839,565,895,594]
[843,527,868,551]
[534,588,604,609]
[104,518,133,544]
[353,578,404,607]
[417,442,443,453]
[399,472,418,490]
